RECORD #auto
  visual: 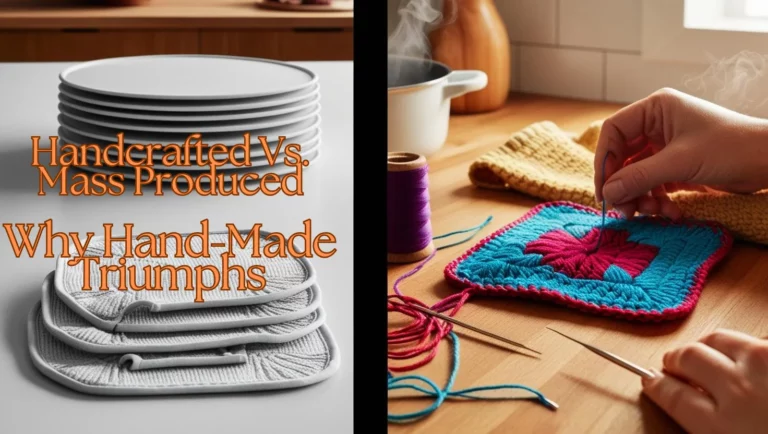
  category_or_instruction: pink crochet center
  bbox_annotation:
[524,228,659,280]
[443,201,734,322]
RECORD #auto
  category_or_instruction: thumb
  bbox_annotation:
[641,370,716,434]
[602,150,684,206]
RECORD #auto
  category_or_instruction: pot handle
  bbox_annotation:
[443,70,488,100]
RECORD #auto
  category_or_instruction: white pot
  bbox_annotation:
[388,56,487,157]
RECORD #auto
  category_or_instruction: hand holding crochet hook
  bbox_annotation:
[545,326,768,434]
[593,88,768,434]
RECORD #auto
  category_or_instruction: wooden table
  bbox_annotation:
[0,0,353,61]
[387,94,768,433]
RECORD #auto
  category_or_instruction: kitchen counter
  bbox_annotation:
[0,0,353,29]
[0,0,353,61]
[0,61,353,434]
[387,94,768,433]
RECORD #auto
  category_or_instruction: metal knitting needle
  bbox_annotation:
[410,304,542,355]
[546,327,654,379]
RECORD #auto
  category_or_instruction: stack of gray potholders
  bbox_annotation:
[27,231,339,395]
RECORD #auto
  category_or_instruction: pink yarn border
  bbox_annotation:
[443,201,734,322]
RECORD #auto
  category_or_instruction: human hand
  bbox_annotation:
[594,88,768,219]
[641,329,768,434]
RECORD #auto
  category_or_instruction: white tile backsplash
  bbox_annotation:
[606,53,768,117]
[559,0,642,52]
[511,44,521,91]
[496,0,558,44]
[606,53,710,103]
[519,45,604,100]
[387,0,762,111]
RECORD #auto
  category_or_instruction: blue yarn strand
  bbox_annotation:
[594,153,609,251]
[389,216,555,423]
[387,332,556,424]
[433,216,493,250]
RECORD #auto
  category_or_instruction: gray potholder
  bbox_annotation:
[56,230,316,327]
[41,272,325,353]
[47,271,320,333]
[28,304,340,395]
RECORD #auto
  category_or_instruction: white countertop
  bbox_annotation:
[0,61,353,434]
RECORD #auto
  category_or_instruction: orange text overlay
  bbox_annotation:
[2,219,337,302]
[31,134,309,196]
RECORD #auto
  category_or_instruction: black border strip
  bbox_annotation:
[353,1,389,432]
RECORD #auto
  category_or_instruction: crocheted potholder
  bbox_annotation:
[467,120,768,245]
[444,201,733,321]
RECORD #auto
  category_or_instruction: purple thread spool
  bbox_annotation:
[387,152,436,263]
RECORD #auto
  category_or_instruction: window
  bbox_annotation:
[642,0,768,64]
[745,0,768,17]
[685,0,768,33]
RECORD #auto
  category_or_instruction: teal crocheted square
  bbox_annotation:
[444,201,733,321]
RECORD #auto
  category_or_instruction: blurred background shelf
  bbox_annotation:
[0,0,353,61]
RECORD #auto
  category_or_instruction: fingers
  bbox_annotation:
[663,342,736,397]
[666,182,709,193]
[637,194,660,216]
[614,202,637,219]
[601,149,687,206]
[642,370,716,434]
[594,138,648,203]
[637,187,667,216]
[613,186,682,220]
[700,329,762,361]
[642,186,682,220]
[594,90,676,201]
[597,152,621,203]
[659,198,682,220]
[653,186,682,220]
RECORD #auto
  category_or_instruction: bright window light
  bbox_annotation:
[685,0,768,33]
[745,0,768,17]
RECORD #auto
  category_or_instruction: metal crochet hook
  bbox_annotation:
[410,304,542,355]
[547,327,654,379]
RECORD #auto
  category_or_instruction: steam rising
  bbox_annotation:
[388,0,441,59]
[684,50,768,115]
[388,0,453,87]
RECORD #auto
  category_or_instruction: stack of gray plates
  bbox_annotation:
[56,55,322,180]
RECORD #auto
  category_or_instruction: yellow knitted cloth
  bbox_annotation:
[468,121,768,245]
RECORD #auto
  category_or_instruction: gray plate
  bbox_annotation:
[58,92,321,121]
[58,113,321,146]
[58,103,321,133]
[59,55,318,100]
[58,82,320,112]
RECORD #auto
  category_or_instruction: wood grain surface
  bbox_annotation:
[0,30,198,61]
[0,0,353,29]
[387,94,768,433]
[200,29,353,61]
[0,0,353,61]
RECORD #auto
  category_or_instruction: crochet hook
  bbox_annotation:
[410,304,542,355]
[546,327,654,379]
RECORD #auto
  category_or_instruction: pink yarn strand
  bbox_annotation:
[387,218,491,372]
